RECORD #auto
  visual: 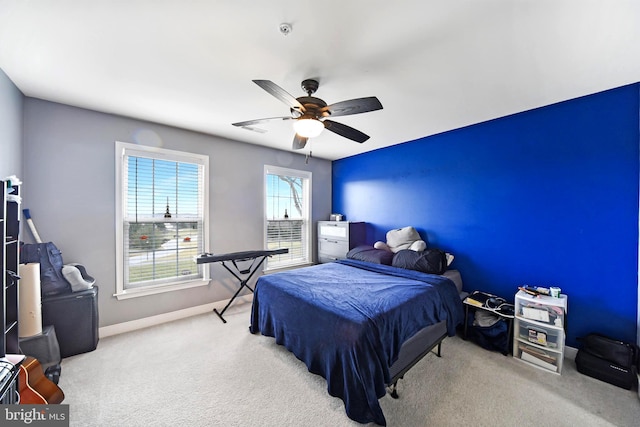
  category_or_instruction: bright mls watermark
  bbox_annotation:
[1,405,69,426]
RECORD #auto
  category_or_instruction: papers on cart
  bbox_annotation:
[522,306,550,323]
[519,344,558,372]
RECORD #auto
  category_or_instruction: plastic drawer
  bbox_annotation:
[517,342,560,373]
[518,323,560,349]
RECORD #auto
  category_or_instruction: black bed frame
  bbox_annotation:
[386,321,447,398]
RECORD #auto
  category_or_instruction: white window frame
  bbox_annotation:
[115,141,210,300]
[264,165,312,270]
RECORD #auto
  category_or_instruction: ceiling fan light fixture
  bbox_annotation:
[293,117,324,138]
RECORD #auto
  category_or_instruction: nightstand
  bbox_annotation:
[317,221,366,263]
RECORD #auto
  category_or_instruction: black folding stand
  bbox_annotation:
[197,248,288,323]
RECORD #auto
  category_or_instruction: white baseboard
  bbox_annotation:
[565,345,578,361]
[98,295,252,338]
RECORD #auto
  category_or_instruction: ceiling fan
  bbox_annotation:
[232,79,383,150]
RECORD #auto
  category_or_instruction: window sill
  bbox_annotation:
[114,279,210,300]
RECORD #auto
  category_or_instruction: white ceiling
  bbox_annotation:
[1,1,639,160]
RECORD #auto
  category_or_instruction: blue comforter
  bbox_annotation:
[250,259,464,426]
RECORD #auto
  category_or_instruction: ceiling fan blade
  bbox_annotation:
[232,116,292,128]
[253,80,304,112]
[323,120,370,143]
[323,96,383,117]
[292,134,308,150]
[237,126,267,134]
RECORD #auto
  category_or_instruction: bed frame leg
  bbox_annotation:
[388,381,400,399]
[428,341,443,358]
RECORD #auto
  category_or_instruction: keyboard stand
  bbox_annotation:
[196,248,288,323]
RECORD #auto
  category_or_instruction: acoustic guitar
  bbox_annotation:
[18,356,64,404]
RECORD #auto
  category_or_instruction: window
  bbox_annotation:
[115,142,209,299]
[264,165,312,269]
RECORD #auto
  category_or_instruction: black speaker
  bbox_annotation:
[18,324,61,371]
[41,286,99,358]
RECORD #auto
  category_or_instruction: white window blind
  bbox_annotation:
[115,142,209,298]
[264,165,311,269]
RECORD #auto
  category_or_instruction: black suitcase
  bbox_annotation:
[575,348,637,390]
[41,286,99,358]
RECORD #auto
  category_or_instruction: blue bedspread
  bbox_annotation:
[250,259,464,425]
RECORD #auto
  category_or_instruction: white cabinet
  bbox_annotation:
[317,221,365,263]
[513,290,567,374]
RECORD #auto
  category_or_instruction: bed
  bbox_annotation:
[249,249,465,426]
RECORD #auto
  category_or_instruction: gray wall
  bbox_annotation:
[22,98,332,327]
[0,69,23,179]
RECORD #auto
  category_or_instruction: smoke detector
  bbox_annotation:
[279,23,292,36]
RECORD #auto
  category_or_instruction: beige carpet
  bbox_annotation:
[58,303,640,426]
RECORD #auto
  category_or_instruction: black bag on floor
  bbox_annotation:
[575,333,638,390]
[466,311,510,355]
[45,364,62,385]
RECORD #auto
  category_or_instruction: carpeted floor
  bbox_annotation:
[58,303,640,426]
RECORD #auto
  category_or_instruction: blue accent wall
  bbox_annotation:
[332,83,640,347]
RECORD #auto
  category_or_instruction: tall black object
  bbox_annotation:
[1,180,20,356]
[1,180,22,403]
[41,286,99,358]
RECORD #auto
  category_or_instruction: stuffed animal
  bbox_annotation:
[374,226,427,253]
